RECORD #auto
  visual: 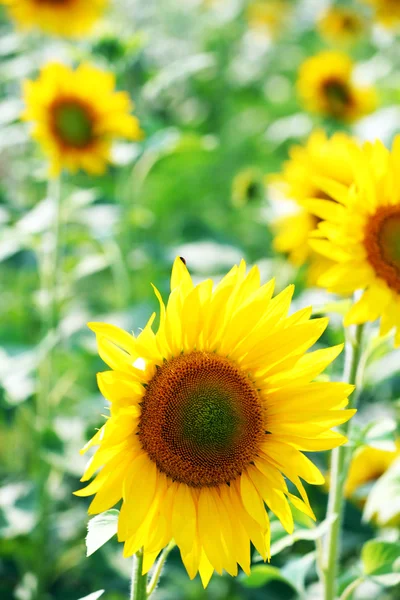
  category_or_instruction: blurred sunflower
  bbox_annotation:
[0,0,107,37]
[271,130,355,284]
[231,168,264,207]
[307,137,400,345]
[360,0,400,29]
[76,258,354,585]
[318,6,366,46]
[297,51,377,122]
[345,442,400,498]
[247,0,291,38]
[22,62,143,175]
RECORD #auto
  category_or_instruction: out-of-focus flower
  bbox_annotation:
[297,51,377,122]
[0,0,108,37]
[307,137,400,345]
[76,257,354,586]
[318,6,366,46]
[231,168,264,207]
[345,442,400,498]
[270,130,355,284]
[22,62,143,175]
[359,0,400,30]
[247,0,291,39]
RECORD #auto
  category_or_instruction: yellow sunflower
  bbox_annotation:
[247,1,291,38]
[318,6,366,46]
[231,168,264,208]
[297,51,377,122]
[0,0,107,37]
[22,62,143,175]
[345,441,400,498]
[360,0,400,29]
[271,130,355,284]
[307,137,400,345]
[75,257,355,585]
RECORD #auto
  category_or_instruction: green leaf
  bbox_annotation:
[240,565,294,589]
[86,509,119,557]
[363,418,397,451]
[269,514,337,556]
[281,551,316,595]
[361,540,400,579]
[77,592,104,600]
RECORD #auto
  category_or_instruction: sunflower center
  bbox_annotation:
[138,352,265,488]
[323,79,351,115]
[364,207,400,293]
[52,101,94,148]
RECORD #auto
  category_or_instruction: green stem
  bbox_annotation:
[339,577,364,600]
[323,324,365,600]
[35,175,62,600]
[130,550,148,600]
[146,542,175,597]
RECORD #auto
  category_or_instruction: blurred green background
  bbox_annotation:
[1,1,400,599]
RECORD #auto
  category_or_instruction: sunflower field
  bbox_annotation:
[1,1,400,600]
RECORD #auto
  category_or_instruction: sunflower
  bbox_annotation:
[0,0,107,37]
[297,51,377,122]
[345,442,400,498]
[247,1,291,38]
[318,6,366,46]
[75,257,355,585]
[231,168,264,208]
[271,130,355,284]
[307,137,400,346]
[360,0,400,29]
[22,62,143,175]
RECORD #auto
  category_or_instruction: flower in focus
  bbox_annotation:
[318,6,366,46]
[360,0,400,29]
[22,62,143,175]
[297,51,377,122]
[247,1,291,39]
[270,130,355,284]
[345,442,400,498]
[0,0,107,37]
[307,137,400,345]
[231,168,264,208]
[76,258,354,585]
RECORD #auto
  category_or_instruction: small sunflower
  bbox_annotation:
[297,51,377,122]
[360,0,400,29]
[307,137,400,345]
[76,257,354,585]
[345,442,400,498]
[231,168,264,208]
[247,1,291,38]
[22,62,143,175]
[0,0,107,37]
[318,6,366,46]
[271,130,355,284]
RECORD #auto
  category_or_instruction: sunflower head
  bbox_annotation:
[297,51,377,122]
[75,258,355,585]
[231,168,264,207]
[306,136,400,345]
[0,0,108,37]
[318,6,366,46]
[345,442,400,498]
[247,0,291,38]
[22,62,143,175]
[270,130,355,283]
[360,0,400,29]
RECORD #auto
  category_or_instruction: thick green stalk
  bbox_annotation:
[35,175,62,600]
[130,550,148,600]
[323,324,365,600]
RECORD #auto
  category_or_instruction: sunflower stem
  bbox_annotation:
[323,323,365,600]
[35,174,62,599]
[146,542,175,597]
[130,550,148,600]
